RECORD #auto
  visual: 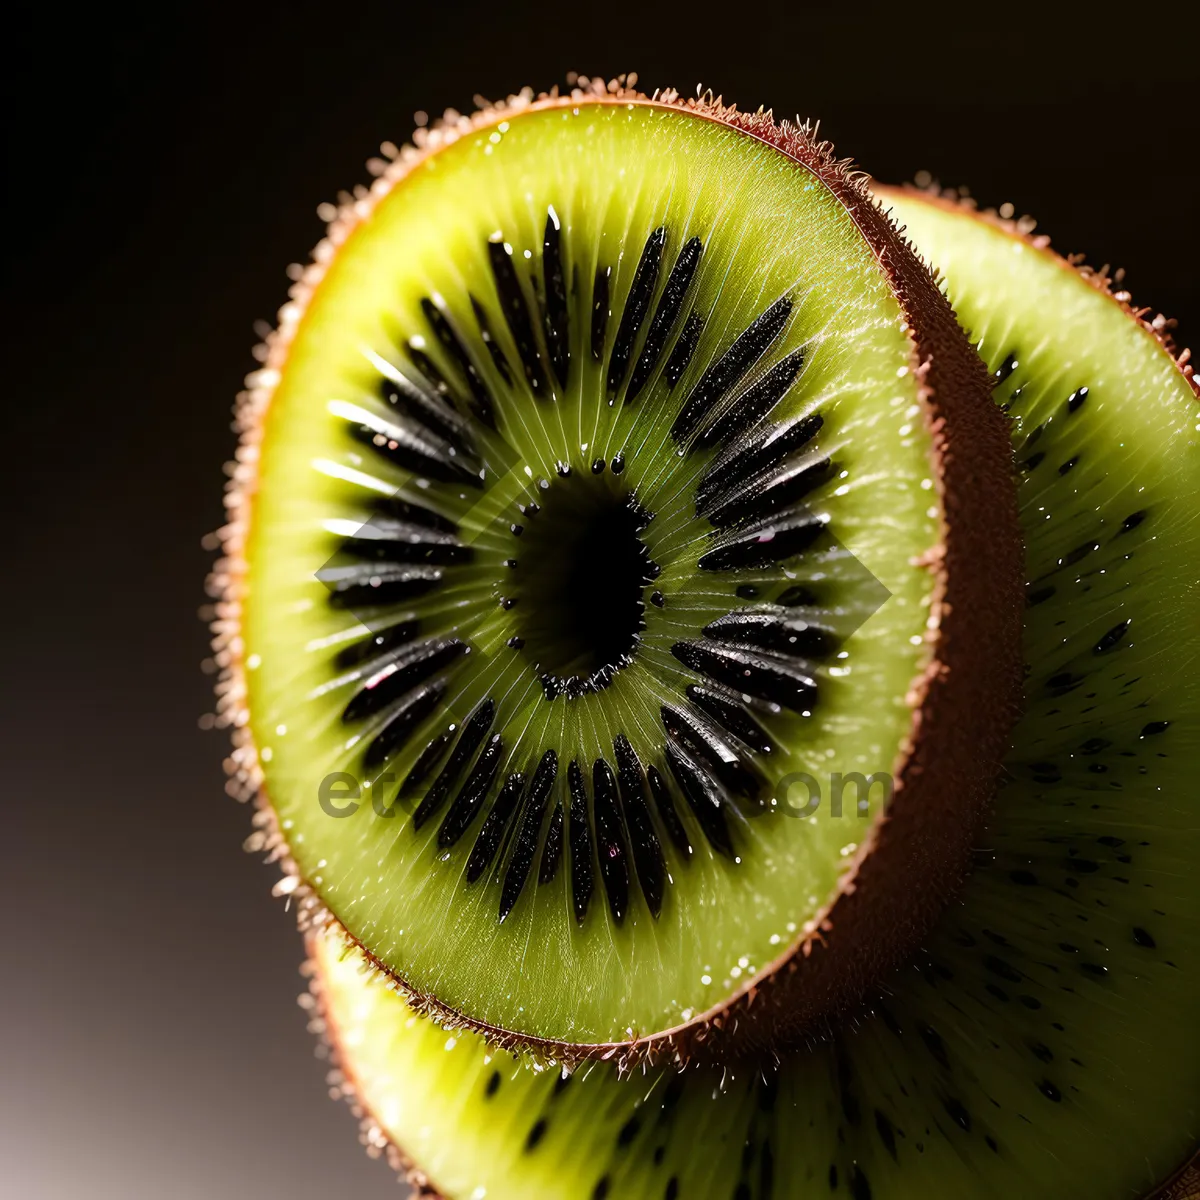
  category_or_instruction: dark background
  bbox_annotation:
[4,3,1196,1196]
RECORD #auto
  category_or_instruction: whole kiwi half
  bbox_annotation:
[299,181,1200,1200]
[213,81,1023,1062]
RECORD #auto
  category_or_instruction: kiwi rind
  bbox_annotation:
[297,184,1199,1200]
[212,75,1023,1065]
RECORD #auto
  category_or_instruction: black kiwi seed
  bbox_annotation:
[400,729,454,797]
[412,699,496,830]
[672,295,793,444]
[703,611,837,659]
[984,955,1023,983]
[660,704,761,802]
[592,758,631,924]
[567,761,596,923]
[760,1141,775,1197]
[1092,620,1131,653]
[524,1117,548,1150]
[850,1165,873,1200]
[340,638,464,723]
[919,1023,951,1070]
[377,372,478,459]
[471,293,513,384]
[705,452,832,529]
[943,1098,971,1131]
[499,749,557,921]
[334,621,419,669]
[878,1108,897,1156]
[419,297,498,429]
[465,772,525,884]
[343,413,478,489]
[992,353,1018,385]
[436,733,505,848]
[776,583,819,607]
[646,765,692,861]
[697,347,806,450]
[671,640,818,713]
[362,680,449,770]
[686,684,774,755]
[664,312,703,387]
[627,236,703,402]
[373,493,461,534]
[488,235,546,395]
[538,802,565,885]
[591,266,611,360]
[541,208,570,387]
[613,735,666,917]
[696,412,824,513]
[319,560,443,609]
[608,226,667,399]
[664,740,736,859]
[699,509,826,572]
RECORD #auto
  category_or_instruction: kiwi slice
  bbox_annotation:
[217,84,1022,1060]
[302,186,1199,1199]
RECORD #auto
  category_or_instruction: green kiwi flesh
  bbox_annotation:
[306,187,1200,1200]
[227,94,1020,1056]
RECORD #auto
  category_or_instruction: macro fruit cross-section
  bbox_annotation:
[215,83,1022,1062]
[299,179,1200,1200]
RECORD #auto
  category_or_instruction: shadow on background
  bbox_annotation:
[4,2,1196,1196]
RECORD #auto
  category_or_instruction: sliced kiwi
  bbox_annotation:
[302,186,1199,1199]
[217,86,1021,1058]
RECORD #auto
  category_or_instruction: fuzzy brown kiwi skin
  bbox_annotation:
[300,942,447,1199]
[213,75,1024,1068]
[1156,1157,1200,1200]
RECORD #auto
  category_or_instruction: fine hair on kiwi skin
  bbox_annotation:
[297,186,1199,1200]
[211,76,1024,1066]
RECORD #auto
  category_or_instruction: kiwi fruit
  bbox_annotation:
[214,81,1022,1060]
[299,184,1199,1199]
